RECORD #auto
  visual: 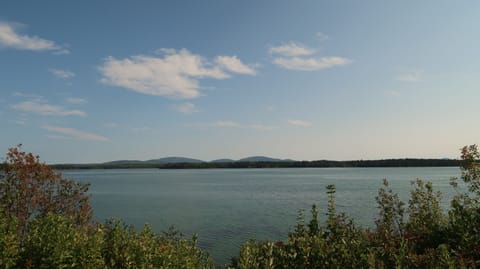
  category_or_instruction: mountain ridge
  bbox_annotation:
[103,156,296,165]
[51,157,460,169]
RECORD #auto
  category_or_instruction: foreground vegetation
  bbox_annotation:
[0,146,213,268]
[231,145,480,269]
[1,145,479,268]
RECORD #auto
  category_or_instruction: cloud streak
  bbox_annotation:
[43,126,108,141]
[173,102,199,114]
[99,48,256,99]
[215,55,256,75]
[273,56,351,71]
[0,22,68,53]
[397,71,422,82]
[194,121,273,130]
[212,121,241,127]
[49,68,75,79]
[269,42,316,57]
[66,97,87,104]
[316,32,330,41]
[288,119,312,127]
[11,100,86,116]
[270,37,351,71]
[249,124,274,131]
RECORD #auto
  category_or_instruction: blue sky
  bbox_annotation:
[1,1,479,163]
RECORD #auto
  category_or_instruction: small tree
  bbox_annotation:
[447,145,480,266]
[0,145,92,241]
[460,144,480,194]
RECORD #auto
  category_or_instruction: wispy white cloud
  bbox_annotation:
[13,118,27,125]
[66,97,87,104]
[397,71,422,82]
[49,68,75,79]
[12,92,43,100]
[215,55,256,75]
[154,48,176,55]
[271,36,351,71]
[288,119,312,127]
[52,48,70,55]
[11,100,86,116]
[102,122,150,133]
[0,22,68,53]
[203,121,273,130]
[99,48,256,99]
[316,32,330,41]
[173,102,199,114]
[269,42,316,57]
[43,126,108,141]
[212,121,241,127]
[273,56,351,71]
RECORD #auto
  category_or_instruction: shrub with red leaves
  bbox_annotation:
[0,145,92,240]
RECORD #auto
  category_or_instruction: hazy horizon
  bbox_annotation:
[1,1,479,163]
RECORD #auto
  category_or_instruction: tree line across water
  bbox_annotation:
[50,158,459,170]
[1,144,480,268]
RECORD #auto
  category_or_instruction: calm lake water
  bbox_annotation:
[62,167,460,265]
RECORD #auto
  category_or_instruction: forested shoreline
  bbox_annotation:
[50,158,459,170]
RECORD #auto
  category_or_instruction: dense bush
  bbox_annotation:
[101,220,213,268]
[0,145,214,269]
[0,145,92,241]
[20,213,104,268]
[231,145,480,269]
[0,208,19,269]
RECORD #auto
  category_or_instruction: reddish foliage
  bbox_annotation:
[0,144,92,240]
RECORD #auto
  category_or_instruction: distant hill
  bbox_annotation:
[51,156,459,170]
[210,159,235,163]
[144,157,204,164]
[103,157,204,165]
[104,156,298,164]
[237,156,295,162]
[103,160,144,165]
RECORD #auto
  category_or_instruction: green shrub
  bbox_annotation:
[235,185,370,269]
[101,219,214,269]
[0,209,19,269]
[232,145,480,268]
[20,213,104,269]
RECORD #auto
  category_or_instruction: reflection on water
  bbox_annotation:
[62,167,460,265]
